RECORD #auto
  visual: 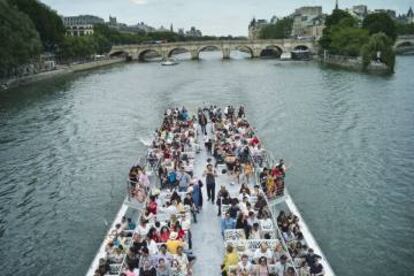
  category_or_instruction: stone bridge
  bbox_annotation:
[109,39,318,61]
[394,35,414,54]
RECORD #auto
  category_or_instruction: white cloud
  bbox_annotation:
[129,0,147,5]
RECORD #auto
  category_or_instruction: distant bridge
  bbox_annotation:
[109,39,318,61]
[394,35,414,54]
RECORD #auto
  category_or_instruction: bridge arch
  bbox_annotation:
[138,49,162,62]
[260,45,283,58]
[167,47,192,58]
[293,45,310,51]
[197,45,223,59]
[395,41,413,48]
[109,50,128,58]
[231,45,254,58]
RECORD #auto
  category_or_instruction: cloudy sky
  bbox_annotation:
[41,0,413,36]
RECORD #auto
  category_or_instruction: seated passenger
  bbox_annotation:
[221,245,239,276]
[147,196,157,215]
[156,258,171,276]
[165,232,183,254]
[253,243,273,263]
[310,256,324,276]
[139,259,156,276]
[250,223,261,239]
[305,248,321,267]
[175,246,190,275]
[237,254,253,276]
[272,243,284,263]
[253,256,270,275]
[221,212,236,238]
[155,244,173,265]
[274,255,291,276]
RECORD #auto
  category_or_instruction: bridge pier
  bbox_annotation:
[222,48,231,59]
[190,49,199,60]
[161,51,169,61]
[252,48,262,58]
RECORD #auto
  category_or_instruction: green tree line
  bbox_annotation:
[1,0,41,78]
[320,9,396,72]
[396,22,414,35]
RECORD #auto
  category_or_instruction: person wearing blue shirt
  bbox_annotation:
[221,212,236,238]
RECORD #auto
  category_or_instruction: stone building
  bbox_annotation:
[291,6,325,39]
[248,18,269,40]
[346,5,368,21]
[186,27,202,38]
[372,9,397,20]
[62,15,105,36]
[65,24,94,36]
[62,15,104,26]
[407,7,414,23]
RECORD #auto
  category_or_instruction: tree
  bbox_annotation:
[362,32,395,72]
[93,34,111,54]
[58,36,98,62]
[325,9,354,28]
[7,0,66,52]
[0,0,42,78]
[329,27,370,56]
[319,10,356,51]
[259,17,293,39]
[396,22,414,35]
[362,13,397,42]
[319,15,359,52]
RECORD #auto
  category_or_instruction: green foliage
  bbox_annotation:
[7,0,65,52]
[93,34,111,54]
[0,0,42,78]
[362,13,397,42]
[325,9,354,28]
[396,22,414,35]
[320,13,365,55]
[58,36,97,62]
[320,9,396,72]
[362,32,395,72]
[329,27,370,56]
[319,10,357,51]
[259,17,293,39]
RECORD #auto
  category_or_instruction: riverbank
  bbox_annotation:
[1,58,125,91]
[320,53,391,73]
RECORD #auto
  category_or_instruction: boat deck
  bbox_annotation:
[86,106,335,276]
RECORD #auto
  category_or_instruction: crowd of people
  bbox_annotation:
[199,105,324,276]
[92,105,325,276]
[94,107,202,276]
[197,105,292,276]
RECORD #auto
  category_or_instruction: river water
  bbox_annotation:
[0,53,413,275]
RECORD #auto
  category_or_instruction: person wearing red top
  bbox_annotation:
[163,149,171,159]
[175,224,186,240]
[147,227,160,242]
[147,196,157,215]
[159,226,170,242]
[251,136,260,146]
[271,167,283,178]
